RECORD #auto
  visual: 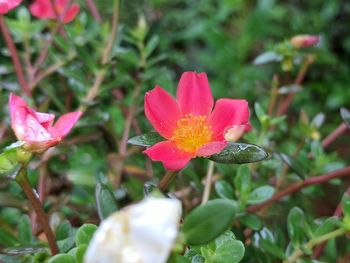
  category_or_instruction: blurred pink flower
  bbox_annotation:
[0,0,22,14]
[143,71,251,171]
[9,93,82,152]
[290,35,320,48]
[30,0,80,23]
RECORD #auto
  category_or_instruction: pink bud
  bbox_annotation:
[290,35,320,48]
[0,0,22,14]
[9,93,82,152]
[30,0,80,24]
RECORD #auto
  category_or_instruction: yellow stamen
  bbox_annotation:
[171,114,212,153]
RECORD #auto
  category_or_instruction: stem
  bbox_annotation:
[268,74,279,116]
[277,55,315,116]
[79,0,120,112]
[284,228,347,263]
[322,122,348,149]
[202,161,215,204]
[16,171,59,255]
[247,166,350,213]
[0,15,31,97]
[158,171,177,192]
[86,0,102,23]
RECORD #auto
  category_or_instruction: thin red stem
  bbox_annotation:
[247,166,350,213]
[322,123,348,149]
[0,15,31,97]
[86,0,102,23]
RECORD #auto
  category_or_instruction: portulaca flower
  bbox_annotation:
[84,197,182,263]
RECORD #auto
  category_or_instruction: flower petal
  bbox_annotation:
[176,72,214,116]
[50,111,82,138]
[144,86,182,139]
[9,94,32,140]
[210,99,250,141]
[196,141,227,157]
[143,141,192,171]
[0,0,22,14]
[35,112,55,128]
[63,3,79,23]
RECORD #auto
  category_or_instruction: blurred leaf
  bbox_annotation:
[145,35,159,58]
[75,245,87,263]
[340,108,350,128]
[278,84,303,94]
[311,113,325,128]
[3,246,47,255]
[95,182,118,220]
[184,249,205,263]
[182,199,237,245]
[75,224,97,246]
[314,217,339,238]
[278,153,306,179]
[287,207,306,247]
[253,51,282,65]
[214,240,245,263]
[259,239,286,260]
[18,215,32,245]
[215,180,234,199]
[210,143,268,164]
[342,194,350,221]
[247,186,274,205]
[48,254,76,263]
[0,228,18,246]
[254,102,267,124]
[234,165,251,203]
[240,214,262,230]
[127,132,164,147]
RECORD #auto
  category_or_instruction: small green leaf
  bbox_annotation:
[215,180,234,199]
[18,215,32,245]
[95,182,118,220]
[48,254,76,263]
[127,132,164,147]
[75,224,98,246]
[182,199,237,245]
[210,143,268,164]
[145,35,159,58]
[234,165,251,203]
[247,186,274,205]
[214,240,245,263]
[0,228,18,246]
[259,239,286,260]
[57,237,75,253]
[287,207,306,247]
[314,217,339,238]
[240,214,262,230]
[184,249,205,263]
[254,102,267,123]
[278,153,306,179]
[340,108,350,128]
[253,51,282,65]
[342,194,350,220]
[75,245,87,263]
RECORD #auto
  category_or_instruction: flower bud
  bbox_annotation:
[290,35,320,48]
[84,197,182,263]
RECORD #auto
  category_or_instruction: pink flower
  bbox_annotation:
[9,93,82,152]
[0,0,22,14]
[290,35,320,48]
[30,0,80,24]
[143,72,251,171]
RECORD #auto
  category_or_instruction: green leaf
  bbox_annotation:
[48,254,76,263]
[215,180,234,199]
[210,143,268,164]
[253,51,282,65]
[127,132,164,147]
[214,240,245,263]
[247,186,274,205]
[145,35,159,58]
[259,239,286,260]
[56,220,73,240]
[278,153,306,179]
[234,165,251,203]
[95,182,118,220]
[340,108,350,128]
[254,102,267,123]
[18,215,32,245]
[184,249,205,263]
[342,194,350,220]
[314,217,339,238]
[3,246,47,255]
[182,199,237,245]
[287,207,306,247]
[75,224,98,246]
[240,214,262,230]
[0,228,18,246]
[57,237,75,253]
[75,245,87,263]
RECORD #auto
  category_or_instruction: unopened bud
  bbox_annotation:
[224,125,246,142]
[290,35,320,48]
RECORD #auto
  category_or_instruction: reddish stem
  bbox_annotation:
[86,0,102,23]
[0,15,31,97]
[247,166,350,213]
[322,123,348,149]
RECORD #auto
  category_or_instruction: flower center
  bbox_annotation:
[171,114,213,153]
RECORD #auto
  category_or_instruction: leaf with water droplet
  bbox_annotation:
[127,132,165,147]
[209,143,268,164]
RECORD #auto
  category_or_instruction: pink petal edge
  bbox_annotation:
[196,141,227,157]
[143,141,192,171]
[176,71,214,116]
[50,111,82,138]
[209,98,250,141]
[144,86,182,139]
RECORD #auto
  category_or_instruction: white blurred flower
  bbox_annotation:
[84,197,182,263]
